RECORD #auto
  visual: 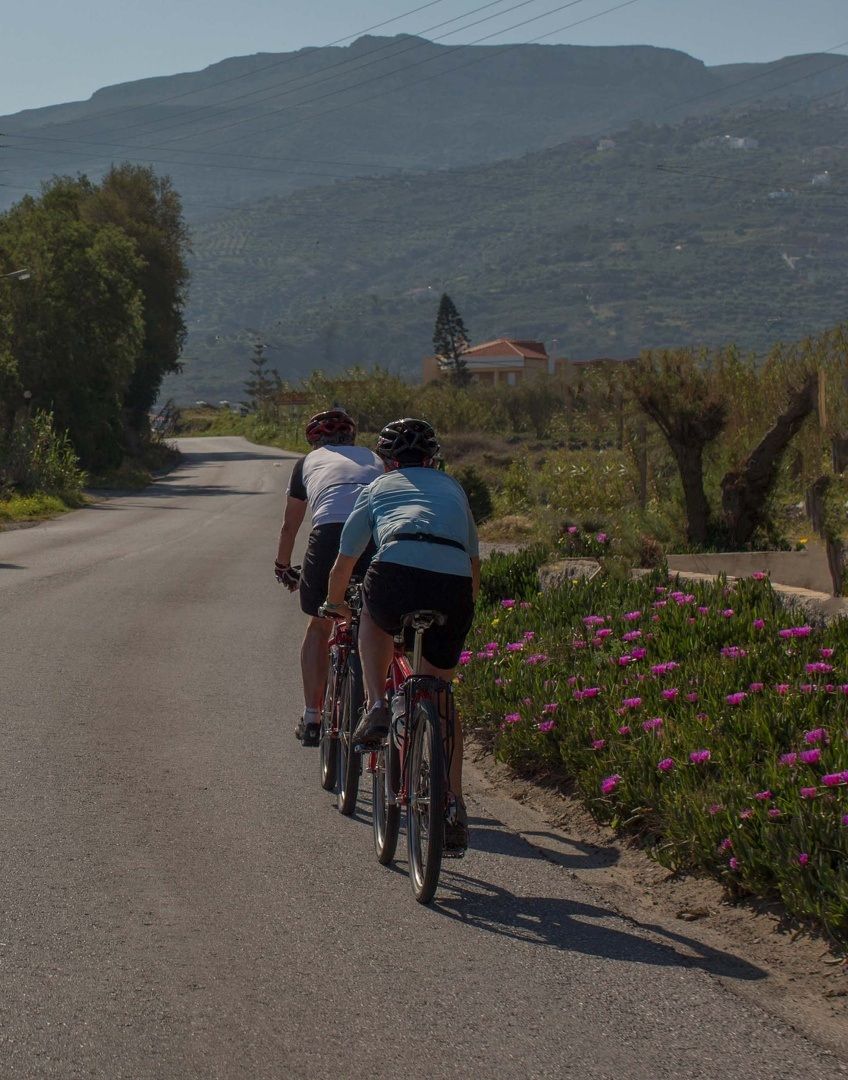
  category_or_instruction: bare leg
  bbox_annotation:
[359,608,395,709]
[421,659,463,801]
[301,615,333,711]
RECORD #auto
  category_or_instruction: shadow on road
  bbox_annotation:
[0,563,26,570]
[178,448,293,463]
[469,815,620,869]
[433,868,765,981]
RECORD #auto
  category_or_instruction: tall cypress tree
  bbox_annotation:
[432,293,470,387]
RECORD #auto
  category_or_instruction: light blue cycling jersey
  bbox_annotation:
[339,466,479,578]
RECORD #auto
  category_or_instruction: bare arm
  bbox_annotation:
[471,556,481,603]
[276,496,307,565]
[326,553,358,606]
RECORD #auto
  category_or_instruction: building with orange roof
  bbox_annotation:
[422,338,551,385]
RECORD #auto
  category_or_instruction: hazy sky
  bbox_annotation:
[2,0,847,115]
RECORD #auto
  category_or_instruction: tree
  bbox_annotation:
[83,164,189,448]
[625,349,728,546]
[0,178,145,470]
[244,339,281,416]
[432,293,470,387]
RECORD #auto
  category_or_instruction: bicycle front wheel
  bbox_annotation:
[372,732,400,865]
[319,660,337,792]
[336,650,363,816]
[406,697,445,904]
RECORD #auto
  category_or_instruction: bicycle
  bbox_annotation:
[369,609,462,905]
[318,581,364,816]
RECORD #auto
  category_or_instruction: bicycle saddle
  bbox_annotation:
[401,609,447,630]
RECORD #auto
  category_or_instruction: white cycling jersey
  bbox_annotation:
[287,444,383,527]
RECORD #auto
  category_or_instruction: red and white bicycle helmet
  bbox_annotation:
[305,408,356,447]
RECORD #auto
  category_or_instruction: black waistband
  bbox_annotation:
[391,531,466,553]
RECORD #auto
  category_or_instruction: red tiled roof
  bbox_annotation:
[463,338,548,361]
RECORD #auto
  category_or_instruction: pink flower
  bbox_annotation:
[753,618,765,630]
[505,641,525,652]
[752,571,767,581]
[522,631,535,642]
[583,615,606,627]
[501,599,516,609]
[622,630,642,642]
[739,808,754,820]
[520,601,532,610]
[768,808,782,820]
[538,719,555,733]
[459,650,473,665]
[574,687,601,701]
[729,857,740,871]
[780,752,798,766]
[542,702,558,714]
[726,692,747,706]
[749,682,764,693]
[721,646,747,660]
[722,609,734,619]
[661,688,679,701]
[631,647,648,661]
[623,611,642,622]
[596,628,614,640]
[618,725,631,736]
[804,728,828,745]
[567,525,579,535]
[719,837,733,851]
[775,684,790,695]
[797,852,809,867]
[708,803,723,815]
[754,790,772,801]
[601,774,621,795]
[524,653,549,666]
[642,717,663,733]
[698,606,710,616]
[592,739,606,750]
[596,532,609,544]
[822,773,847,787]
[689,749,711,764]
[657,758,674,772]
[800,787,817,799]
[622,697,642,709]
[842,814,848,827]
[806,662,833,674]
[800,748,821,765]
[779,625,812,639]
[820,648,834,659]
[651,662,679,676]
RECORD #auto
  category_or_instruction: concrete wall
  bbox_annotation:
[667,544,834,595]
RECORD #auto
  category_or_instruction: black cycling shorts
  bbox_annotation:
[300,524,373,617]
[363,561,475,670]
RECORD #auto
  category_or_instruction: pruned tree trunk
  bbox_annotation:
[720,374,818,547]
[672,442,711,546]
[806,475,845,596]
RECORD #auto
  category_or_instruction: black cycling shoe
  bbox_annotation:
[295,717,321,747]
[444,798,469,855]
[352,702,390,751]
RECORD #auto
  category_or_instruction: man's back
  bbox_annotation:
[292,445,383,526]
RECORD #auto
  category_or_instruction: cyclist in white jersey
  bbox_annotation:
[274,409,383,745]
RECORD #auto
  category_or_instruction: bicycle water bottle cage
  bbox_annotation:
[401,610,447,632]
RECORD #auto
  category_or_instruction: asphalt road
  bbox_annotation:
[0,436,844,1079]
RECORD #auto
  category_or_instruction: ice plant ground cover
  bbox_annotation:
[457,563,848,941]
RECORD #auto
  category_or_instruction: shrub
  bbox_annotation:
[478,544,549,606]
[459,557,848,939]
[0,411,85,498]
[452,465,493,524]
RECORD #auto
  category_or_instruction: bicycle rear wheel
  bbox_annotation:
[372,733,400,865]
[319,659,337,792]
[336,650,363,816]
[406,697,445,904]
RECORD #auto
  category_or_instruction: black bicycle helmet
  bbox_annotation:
[376,417,440,465]
[305,408,356,446]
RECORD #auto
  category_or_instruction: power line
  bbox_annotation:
[162,0,625,150]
